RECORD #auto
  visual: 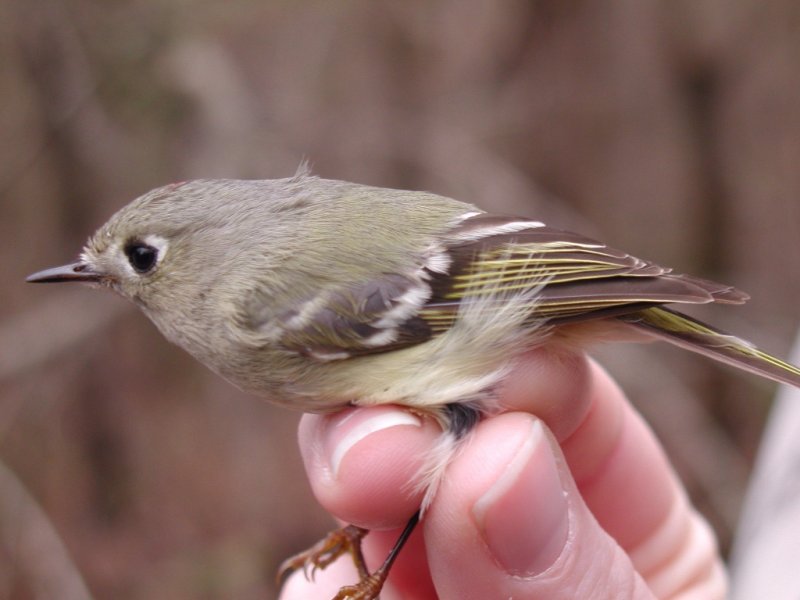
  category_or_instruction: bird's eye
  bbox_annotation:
[124,241,159,274]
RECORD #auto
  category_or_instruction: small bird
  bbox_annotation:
[28,168,800,599]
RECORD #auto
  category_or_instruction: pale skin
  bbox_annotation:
[280,350,727,599]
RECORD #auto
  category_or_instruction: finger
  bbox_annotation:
[297,405,442,528]
[499,348,594,440]
[502,357,727,597]
[295,405,440,598]
[425,412,655,599]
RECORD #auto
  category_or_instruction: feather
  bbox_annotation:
[620,307,800,387]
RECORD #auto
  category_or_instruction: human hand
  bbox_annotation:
[280,350,727,599]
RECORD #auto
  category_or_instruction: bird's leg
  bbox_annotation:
[330,511,420,600]
[278,510,421,600]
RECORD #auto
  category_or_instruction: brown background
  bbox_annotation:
[2,2,800,598]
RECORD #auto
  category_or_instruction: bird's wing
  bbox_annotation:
[265,271,437,361]
[419,214,747,334]
[270,213,747,360]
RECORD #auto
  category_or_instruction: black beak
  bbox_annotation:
[26,262,104,283]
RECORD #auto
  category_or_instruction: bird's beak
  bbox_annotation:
[26,261,105,284]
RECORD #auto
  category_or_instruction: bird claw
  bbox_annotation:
[331,570,387,600]
[277,524,370,585]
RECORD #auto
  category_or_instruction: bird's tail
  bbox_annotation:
[618,306,800,388]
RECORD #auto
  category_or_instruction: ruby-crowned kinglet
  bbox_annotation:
[27,169,800,599]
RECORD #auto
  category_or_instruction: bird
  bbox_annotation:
[27,168,800,599]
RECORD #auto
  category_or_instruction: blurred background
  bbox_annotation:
[2,1,800,598]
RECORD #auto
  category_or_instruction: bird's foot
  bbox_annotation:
[277,524,370,584]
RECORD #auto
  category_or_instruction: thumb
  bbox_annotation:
[424,413,654,600]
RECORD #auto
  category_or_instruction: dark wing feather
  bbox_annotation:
[272,272,434,360]
[419,214,747,334]
[273,212,748,359]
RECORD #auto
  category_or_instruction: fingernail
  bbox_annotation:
[472,420,569,576]
[324,407,421,477]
